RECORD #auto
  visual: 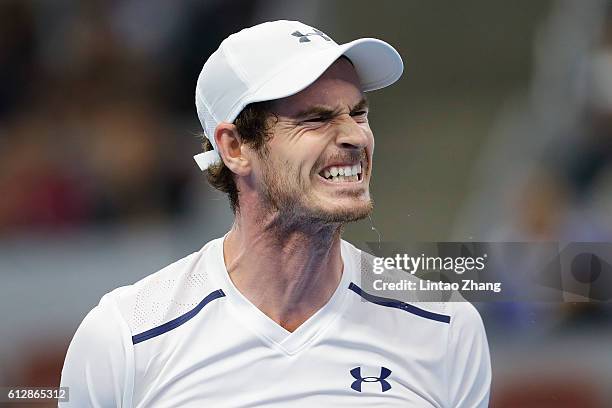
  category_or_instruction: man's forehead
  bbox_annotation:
[271,58,365,117]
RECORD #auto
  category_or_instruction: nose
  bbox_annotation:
[333,115,371,150]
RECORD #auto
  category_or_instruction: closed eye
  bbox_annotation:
[350,110,368,122]
[302,116,330,123]
[304,111,367,122]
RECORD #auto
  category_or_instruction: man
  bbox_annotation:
[60,20,491,407]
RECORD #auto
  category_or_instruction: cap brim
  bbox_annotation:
[227,38,403,120]
[341,38,404,91]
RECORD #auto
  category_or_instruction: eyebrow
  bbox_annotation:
[293,96,369,119]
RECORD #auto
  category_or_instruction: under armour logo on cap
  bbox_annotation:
[350,366,392,392]
[291,29,331,43]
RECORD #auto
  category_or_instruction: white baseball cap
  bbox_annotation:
[194,20,404,170]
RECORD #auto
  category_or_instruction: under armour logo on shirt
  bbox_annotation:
[291,29,331,43]
[350,366,392,392]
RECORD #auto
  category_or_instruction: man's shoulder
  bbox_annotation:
[101,237,223,338]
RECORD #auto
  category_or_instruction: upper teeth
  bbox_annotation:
[322,163,362,180]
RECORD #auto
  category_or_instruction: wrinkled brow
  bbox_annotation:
[292,96,369,119]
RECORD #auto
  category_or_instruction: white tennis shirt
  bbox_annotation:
[60,237,491,407]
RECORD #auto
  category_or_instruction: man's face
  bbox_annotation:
[251,58,374,224]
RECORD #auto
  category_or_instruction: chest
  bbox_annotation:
[131,309,448,407]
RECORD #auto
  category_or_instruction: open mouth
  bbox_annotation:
[318,162,363,183]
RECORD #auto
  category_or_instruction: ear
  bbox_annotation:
[214,123,251,176]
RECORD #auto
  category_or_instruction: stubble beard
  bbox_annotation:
[258,156,374,229]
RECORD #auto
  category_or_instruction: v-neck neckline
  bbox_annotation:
[206,236,355,355]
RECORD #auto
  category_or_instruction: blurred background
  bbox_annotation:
[1,0,612,406]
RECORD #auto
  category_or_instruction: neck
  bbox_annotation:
[223,207,344,332]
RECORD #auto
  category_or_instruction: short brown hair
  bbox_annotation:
[201,101,276,213]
